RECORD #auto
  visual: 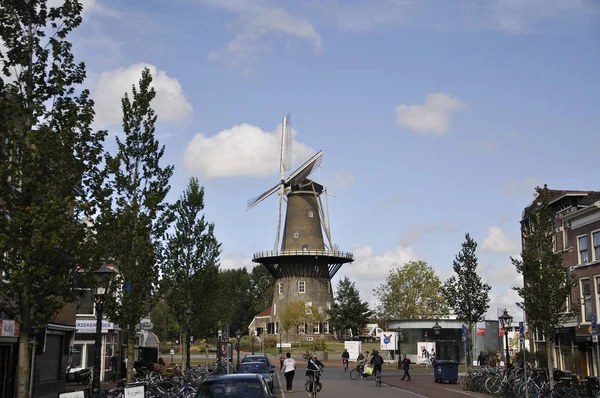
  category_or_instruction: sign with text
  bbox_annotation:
[0,320,19,337]
[417,342,436,364]
[76,320,114,333]
[124,385,145,398]
[58,391,85,398]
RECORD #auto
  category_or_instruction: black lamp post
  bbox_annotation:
[251,331,255,355]
[433,321,442,360]
[235,329,242,370]
[499,309,513,368]
[396,327,402,369]
[185,309,192,370]
[91,265,117,398]
[217,321,223,370]
[279,327,283,355]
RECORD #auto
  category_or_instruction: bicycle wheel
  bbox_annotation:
[350,369,360,380]
[376,374,381,387]
[459,376,468,390]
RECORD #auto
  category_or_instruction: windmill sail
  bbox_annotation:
[275,114,293,251]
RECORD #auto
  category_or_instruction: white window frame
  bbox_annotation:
[593,229,600,262]
[323,321,330,334]
[308,211,314,218]
[581,277,592,323]
[298,281,305,294]
[76,289,96,317]
[273,303,277,316]
[595,275,600,321]
[305,301,313,314]
[278,282,283,295]
[294,232,299,239]
[578,234,589,264]
[298,322,306,334]
[313,322,320,334]
[327,302,331,311]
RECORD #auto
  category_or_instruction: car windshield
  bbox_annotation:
[197,379,264,398]
[239,363,269,373]
[242,357,267,364]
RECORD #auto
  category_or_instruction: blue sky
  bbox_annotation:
[51,0,600,321]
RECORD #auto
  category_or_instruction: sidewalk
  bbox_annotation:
[63,382,117,395]
[383,373,489,398]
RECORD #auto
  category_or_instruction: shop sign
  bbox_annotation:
[0,320,19,337]
[76,320,113,333]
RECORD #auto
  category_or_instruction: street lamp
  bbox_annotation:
[396,327,402,369]
[235,329,242,370]
[433,322,442,360]
[185,309,192,370]
[499,309,513,368]
[91,265,117,398]
[279,327,283,355]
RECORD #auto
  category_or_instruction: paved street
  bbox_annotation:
[271,366,490,398]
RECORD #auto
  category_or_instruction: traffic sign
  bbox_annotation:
[519,321,524,337]
[169,348,175,355]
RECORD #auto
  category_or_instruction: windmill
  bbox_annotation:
[246,114,353,341]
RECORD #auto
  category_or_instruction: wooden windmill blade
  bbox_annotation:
[275,114,293,251]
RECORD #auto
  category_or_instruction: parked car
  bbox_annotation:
[241,354,275,370]
[237,361,274,391]
[196,374,275,398]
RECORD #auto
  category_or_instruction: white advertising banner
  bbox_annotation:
[380,331,397,351]
[416,342,436,364]
[344,341,362,361]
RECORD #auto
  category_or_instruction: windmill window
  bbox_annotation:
[308,211,314,218]
[302,244,308,252]
[294,232,299,239]
[298,280,305,293]
[278,282,283,295]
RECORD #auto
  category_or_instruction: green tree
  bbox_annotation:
[442,233,491,369]
[0,1,105,395]
[512,186,574,388]
[250,265,274,314]
[215,268,253,333]
[328,277,372,338]
[162,177,221,368]
[97,67,174,381]
[280,301,306,342]
[374,261,448,319]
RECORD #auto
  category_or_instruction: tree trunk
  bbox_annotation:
[127,329,135,383]
[547,339,555,388]
[17,327,32,398]
[185,330,191,369]
[467,322,474,371]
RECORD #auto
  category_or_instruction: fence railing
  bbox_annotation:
[253,250,353,260]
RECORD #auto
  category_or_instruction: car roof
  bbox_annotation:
[204,373,263,381]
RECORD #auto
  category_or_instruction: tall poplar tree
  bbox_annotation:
[443,233,491,369]
[0,1,105,395]
[512,186,574,388]
[162,177,221,369]
[96,67,173,381]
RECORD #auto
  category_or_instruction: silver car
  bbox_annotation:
[237,361,275,391]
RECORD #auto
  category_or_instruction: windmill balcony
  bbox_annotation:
[253,249,354,260]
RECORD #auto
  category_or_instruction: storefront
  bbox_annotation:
[0,319,19,398]
[72,319,121,382]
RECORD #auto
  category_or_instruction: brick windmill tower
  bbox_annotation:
[247,114,353,341]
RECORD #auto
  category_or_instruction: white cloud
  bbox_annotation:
[220,252,253,270]
[201,1,321,64]
[480,226,520,255]
[502,176,541,197]
[92,63,192,129]
[184,123,316,179]
[332,171,356,189]
[394,93,468,135]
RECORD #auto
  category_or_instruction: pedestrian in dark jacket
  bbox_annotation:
[401,354,411,381]
[478,351,487,367]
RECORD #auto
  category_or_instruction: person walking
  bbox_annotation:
[110,351,120,382]
[401,354,411,381]
[282,352,296,393]
[478,351,487,367]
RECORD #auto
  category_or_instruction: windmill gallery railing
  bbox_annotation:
[253,250,354,260]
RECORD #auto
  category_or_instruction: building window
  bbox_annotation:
[308,211,314,218]
[273,303,277,316]
[298,281,305,293]
[593,231,600,261]
[302,244,308,252]
[582,278,592,322]
[294,232,299,239]
[77,290,95,315]
[279,282,283,295]
[305,301,313,314]
[313,322,320,334]
[298,322,306,334]
[327,302,331,311]
[323,322,330,334]
[579,235,589,264]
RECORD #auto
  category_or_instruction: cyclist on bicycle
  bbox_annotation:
[370,350,384,380]
[306,354,325,391]
[342,349,350,370]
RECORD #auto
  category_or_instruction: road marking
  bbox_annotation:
[276,371,286,398]
[387,384,429,398]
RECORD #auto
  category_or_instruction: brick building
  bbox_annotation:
[521,186,600,376]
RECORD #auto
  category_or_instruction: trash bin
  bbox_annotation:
[433,360,459,384]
